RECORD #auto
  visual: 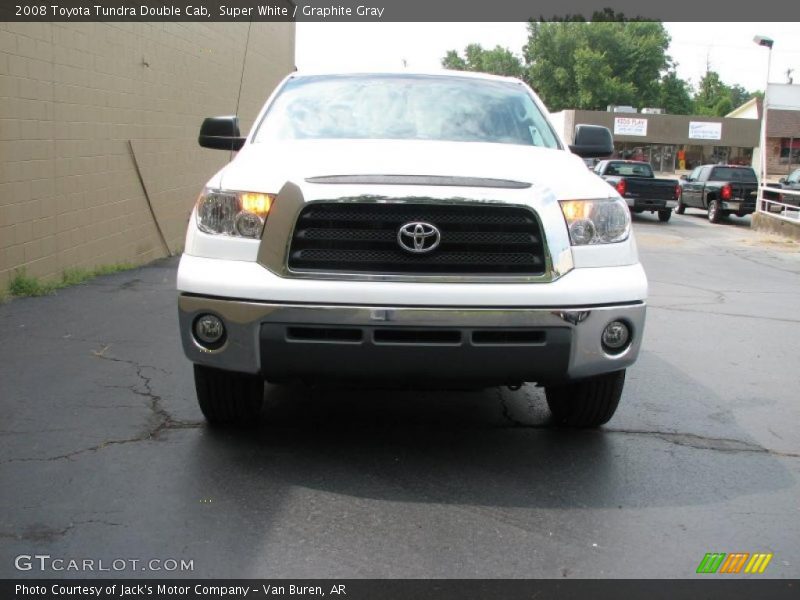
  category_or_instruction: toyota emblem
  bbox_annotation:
[397,222,441,254]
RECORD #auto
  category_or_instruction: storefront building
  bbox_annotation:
[765,110,800,176]
[550,109,760,174]
[726,90,800,179]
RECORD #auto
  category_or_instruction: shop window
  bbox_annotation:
[780,138,800,165]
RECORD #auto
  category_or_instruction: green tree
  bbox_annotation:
[523,20,671,111]
[658,69,693,115]
[693,69,758,116]
[693,69,729,115]
[714,96,733,116]
[441,50,466,71]
[728,84,751,109]
[441,44,523,78]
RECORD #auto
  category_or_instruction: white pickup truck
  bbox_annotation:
[177,70,647,428]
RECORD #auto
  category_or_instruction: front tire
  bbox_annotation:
[708,199,722,223]
[545,370,625,428]
[194,365,264,425]
[658,209,672,222]
[675,198,686,214]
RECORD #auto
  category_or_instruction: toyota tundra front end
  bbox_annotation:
[177,71,647,427]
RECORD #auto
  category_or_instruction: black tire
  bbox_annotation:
[675,198,686,214]
[545,370,625,428]
[707,199,722,223]
[658,209,672,222]
[194,364,264,425]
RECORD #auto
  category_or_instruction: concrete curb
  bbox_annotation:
[752,211,800,241]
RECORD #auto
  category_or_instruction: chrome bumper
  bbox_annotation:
[179,295,646,382]
[722,200,755,212]
[625,198,677,209]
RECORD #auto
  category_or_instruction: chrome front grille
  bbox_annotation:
[287,202,547,276]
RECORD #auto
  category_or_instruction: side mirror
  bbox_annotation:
[680,174,688,181]
[778,178,786,184]
[199,116,245,151]
[569,124,614,158]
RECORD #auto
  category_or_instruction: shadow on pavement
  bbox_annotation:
[185,352,793,513]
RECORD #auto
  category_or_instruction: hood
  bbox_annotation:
[213,140,614,201]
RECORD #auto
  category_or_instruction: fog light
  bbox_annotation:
[569,219,596,245]
[235,211,264,238]
[194,314,226,348]
[601,320,630,353]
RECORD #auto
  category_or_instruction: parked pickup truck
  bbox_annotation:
[594,160,680,222]
[768,168,800,208]
[778,168,800,193]
[178,70,647,429]
[677,164,759,223]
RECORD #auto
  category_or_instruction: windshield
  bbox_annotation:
[253,74,561,148]
[711,167,757,182]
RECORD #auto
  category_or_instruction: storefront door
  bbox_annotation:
[647,145,676,174]
[660,145,675,173]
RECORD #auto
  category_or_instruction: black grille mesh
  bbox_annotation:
[288,202,546,276]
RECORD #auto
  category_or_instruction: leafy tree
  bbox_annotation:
[693,69,758,116]
[728,84,752,110]
[522,20,671,111]
[441,44,523,78]
[693,69,729,115]
[658,69,693,115]
[713,96,733,116]
[441,50,467,71]
[442,17,766,118]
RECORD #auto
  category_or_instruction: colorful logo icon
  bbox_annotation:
[696,552,773,574]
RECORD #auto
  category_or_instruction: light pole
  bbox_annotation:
[754,35,774,188]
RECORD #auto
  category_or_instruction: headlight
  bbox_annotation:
[196,189,275,238]
[559,198,630,245]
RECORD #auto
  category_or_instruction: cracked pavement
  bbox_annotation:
[1,211,799,578]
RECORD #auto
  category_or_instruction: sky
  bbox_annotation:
[295,22,800,94]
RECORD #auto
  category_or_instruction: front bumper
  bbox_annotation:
[178,295,646,384]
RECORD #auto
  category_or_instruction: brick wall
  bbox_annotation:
[0,22,295,289]
[765,137,800,178]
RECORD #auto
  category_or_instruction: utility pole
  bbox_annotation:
[753,35,774,193]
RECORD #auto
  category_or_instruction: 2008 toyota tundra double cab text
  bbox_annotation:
[177,71,648,428]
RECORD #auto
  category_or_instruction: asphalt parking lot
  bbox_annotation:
[1,210,799,579]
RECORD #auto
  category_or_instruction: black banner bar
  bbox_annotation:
[2,0,800,22]
[3,579,800,600]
